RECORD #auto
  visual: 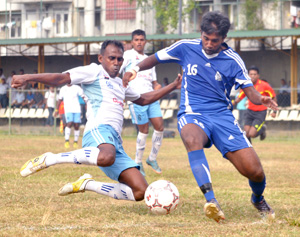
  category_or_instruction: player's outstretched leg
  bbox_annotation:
[135,131,148,176]
[204,198,225,223]
[251,195,275,219]
[146,130,163,174]
[20,152,53,177]
[59,173,93,196]
[189,149,225,222]
[20,147,100,177]
[58,173,137,201]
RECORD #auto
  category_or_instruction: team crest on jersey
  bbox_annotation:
[215,71,222,81]
[106,81,113,89]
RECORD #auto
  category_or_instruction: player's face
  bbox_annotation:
[248,70,259,84]
[98,44,124,78]
[201,31,225,55]
[131,35,146,54]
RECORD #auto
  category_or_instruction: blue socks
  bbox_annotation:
[188,150,215,202]
[249,176,266,203]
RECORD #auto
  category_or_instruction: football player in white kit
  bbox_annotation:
[55,84,87,148]
[12,40,181,203]
[120,29,164,176]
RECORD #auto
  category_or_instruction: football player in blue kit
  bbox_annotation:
[123,11,278,222]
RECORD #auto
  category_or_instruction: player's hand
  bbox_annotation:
[172,74,182,89]
[11,75,27,89]
[122,71,137,88]
[261,96,278,111]
[270,111,277,118]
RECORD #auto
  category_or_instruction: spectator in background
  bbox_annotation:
[0,78,8,108]
[11,88,25,108]
[31,89,45,109]
[19,69,24,75]
[6,70,17,103]
[44,86,57,126]
[235,93,247,127]
[22,89,34,108]
[78,95,87,125]
[162,77,169,87]
[0,68,6,80]
[277,78,290,107]
[58,100,66,134]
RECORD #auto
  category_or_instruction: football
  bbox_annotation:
[144,180,180,215]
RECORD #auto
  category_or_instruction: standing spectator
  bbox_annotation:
[120,29,164,176]
[233,66,277,141]
[58,100,66,134]
[0,78,8,108]
[78,94,87,125]
[0,68,6,80]
[44,86,57,126]
[235,93,247,127]
[6,71,17,104]
[55,84,88,148]
[11,88,25,108]
[277,78,290,107]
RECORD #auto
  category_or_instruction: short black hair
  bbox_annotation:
[131,29,146,40]
[100,40,124,55]
[200,11,231,38]
[248,65,259,74]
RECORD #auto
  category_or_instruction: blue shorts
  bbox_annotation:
[65,112,81,123]
[82,124,138,181]
[129,101,162,125]
[177,111,252,158]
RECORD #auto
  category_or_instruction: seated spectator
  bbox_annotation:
[22,89,35,108]
[11,89,25,108]
[0,78,8,108]
[30,89,45,109]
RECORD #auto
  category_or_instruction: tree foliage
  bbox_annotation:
[128,0,198,33]
[241,0,264,30]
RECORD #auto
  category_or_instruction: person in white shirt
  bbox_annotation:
[120,29,164,176]
[44,86,57,127]
[55,84,87,148]
[12,40,181,204]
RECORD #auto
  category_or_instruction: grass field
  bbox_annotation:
[1,133,300,236]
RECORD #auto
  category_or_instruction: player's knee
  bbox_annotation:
[133,185,147,201]
[248,167,264,182]
[97,152,115,167]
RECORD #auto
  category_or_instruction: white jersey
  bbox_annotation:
[120,48,157,94]
[58,85,84,113]
[66,63,141,136]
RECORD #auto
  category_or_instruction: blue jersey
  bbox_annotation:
[155,39,253,117]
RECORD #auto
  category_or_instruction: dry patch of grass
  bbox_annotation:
[0,134,300,236]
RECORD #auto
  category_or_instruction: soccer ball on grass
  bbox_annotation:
[144,180,180,215]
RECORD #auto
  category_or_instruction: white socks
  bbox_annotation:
[148,130,163,161]
[65,127,71,141]
[45,147,99,167]
[74,129,80,142]
[85,180,135,201]
[135,132,148,163]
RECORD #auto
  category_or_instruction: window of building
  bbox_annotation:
[95,7,101,29]
[54,9,70,36]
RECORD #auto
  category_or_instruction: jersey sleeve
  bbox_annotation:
[155,40,185,64]
[264,82,276,98]
[124,86,141,102]
[64,63,100,85]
